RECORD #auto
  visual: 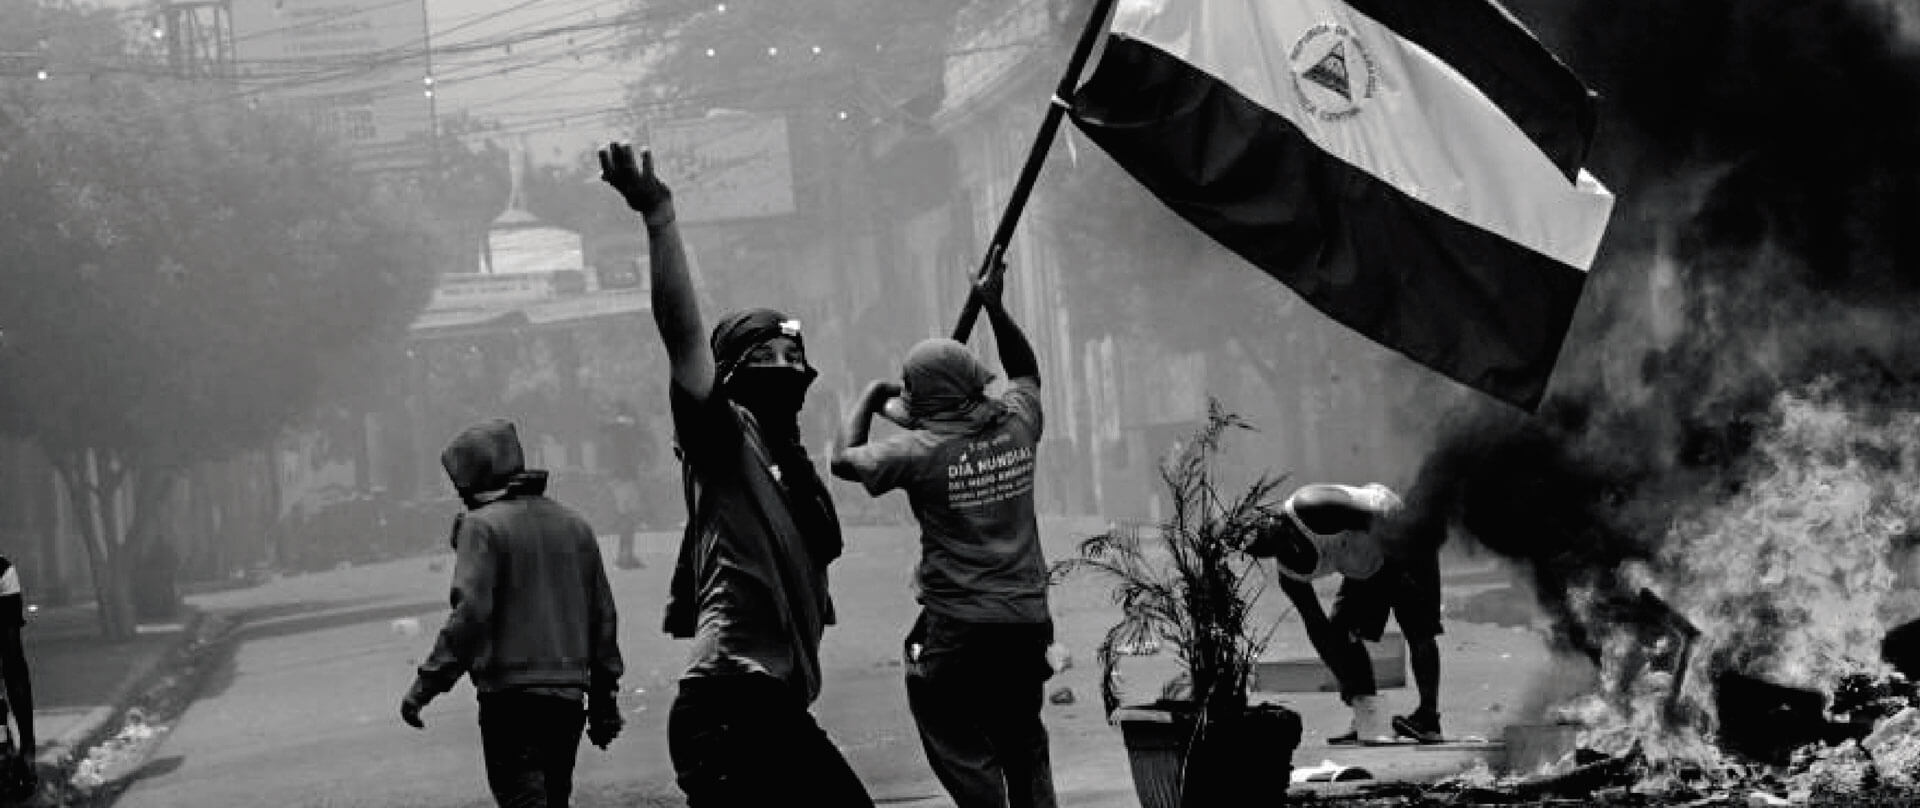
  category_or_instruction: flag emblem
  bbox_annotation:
[1070,0,1615,410]
[1291,24,1375,121]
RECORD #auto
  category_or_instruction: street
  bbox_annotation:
[111,520,1550,807]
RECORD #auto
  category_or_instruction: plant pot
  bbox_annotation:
[1115,700,1302,808]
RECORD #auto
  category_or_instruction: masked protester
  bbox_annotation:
[1245,483,1448,745]
[830,269,1058,808]
[598,142,872,808]
[400,419,625,808]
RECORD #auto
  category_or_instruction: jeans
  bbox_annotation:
[477,691,587,808]
[668,674,874,808]
[904,611,1057,808]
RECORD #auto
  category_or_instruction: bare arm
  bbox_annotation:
[830,380,901,481]
[600,143,713,399]
[976,271,1039,384]
[646,216,714,398]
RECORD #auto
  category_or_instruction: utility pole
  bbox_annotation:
[421,0,442,176]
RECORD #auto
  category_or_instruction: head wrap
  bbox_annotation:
[710,307,805,385]
[899,338,996,420]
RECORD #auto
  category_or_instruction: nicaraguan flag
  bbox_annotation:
[1068,0,1615,411]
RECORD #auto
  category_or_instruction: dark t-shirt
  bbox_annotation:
[668,383,838,702]
[840,378,1049,623]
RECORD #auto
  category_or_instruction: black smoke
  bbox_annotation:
[1402,0,1920,705]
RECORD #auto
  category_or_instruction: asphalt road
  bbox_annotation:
[111,520,1552,807]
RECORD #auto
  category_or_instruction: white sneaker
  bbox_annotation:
[1350,695,1392,744]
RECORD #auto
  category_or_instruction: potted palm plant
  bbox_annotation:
[1053,402,1302,808]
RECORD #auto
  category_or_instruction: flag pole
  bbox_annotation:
[949,0,1119,342]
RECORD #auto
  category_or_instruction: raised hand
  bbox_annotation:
[597,142,674,224]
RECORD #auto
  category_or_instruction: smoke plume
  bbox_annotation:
[1407,0,1920,749]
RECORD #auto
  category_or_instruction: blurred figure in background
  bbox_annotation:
[599,400,649,569]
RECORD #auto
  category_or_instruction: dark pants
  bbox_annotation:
[477,692,587,808]
[1279,553,1442,704]
[668,674,874,808]
[904,611,1057,808]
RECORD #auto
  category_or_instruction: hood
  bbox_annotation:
[441,419,528,502]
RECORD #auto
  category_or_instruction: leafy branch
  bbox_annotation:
[1052,400,1288,720]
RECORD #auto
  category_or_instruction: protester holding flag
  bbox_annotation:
[597,142,872,807]
[1245,482,1448,744]
[830,267,1058,808]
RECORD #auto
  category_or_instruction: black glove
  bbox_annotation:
[586,690,623,750]
[399,678,434,729]
[597,142,675,226]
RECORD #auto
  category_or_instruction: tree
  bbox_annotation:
[0,67,445,637]
[616,0,974,119]
[426,111,514,274]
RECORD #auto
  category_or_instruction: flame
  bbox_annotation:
[1545,382,1920,773]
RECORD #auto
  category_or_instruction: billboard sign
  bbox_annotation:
[648,113,796,224]
[229,0,435,173]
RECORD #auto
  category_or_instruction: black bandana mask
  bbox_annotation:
[724,364,817,436]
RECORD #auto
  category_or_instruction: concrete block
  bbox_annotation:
[1251,633,1406,693]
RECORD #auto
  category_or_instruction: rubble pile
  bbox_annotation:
[1290,669,1920,807]
[68,710,163,793]
[39,614,238,807]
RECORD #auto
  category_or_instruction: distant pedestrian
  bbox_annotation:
[599,141,873,807]
[400,419,625,808]
[0,555,36,799]
[830,267,1058,808]
[599,400,649,569]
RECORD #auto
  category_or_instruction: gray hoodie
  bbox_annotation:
[416,419,624,697]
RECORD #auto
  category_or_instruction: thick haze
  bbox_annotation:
[11,0,1920,798]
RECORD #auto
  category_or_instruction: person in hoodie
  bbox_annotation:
[598,142,872,807]
[1244,482,1448,745]
[829,267,1057,808]
[399,419,625,808]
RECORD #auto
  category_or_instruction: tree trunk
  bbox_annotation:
[100,551,138,640]
[52,450,158,639]
[128,470,181,620]
[263,441,283,570]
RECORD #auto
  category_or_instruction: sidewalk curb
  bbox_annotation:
[227,597,445,643]
[34,609,207,771]
[29,596,447,773]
